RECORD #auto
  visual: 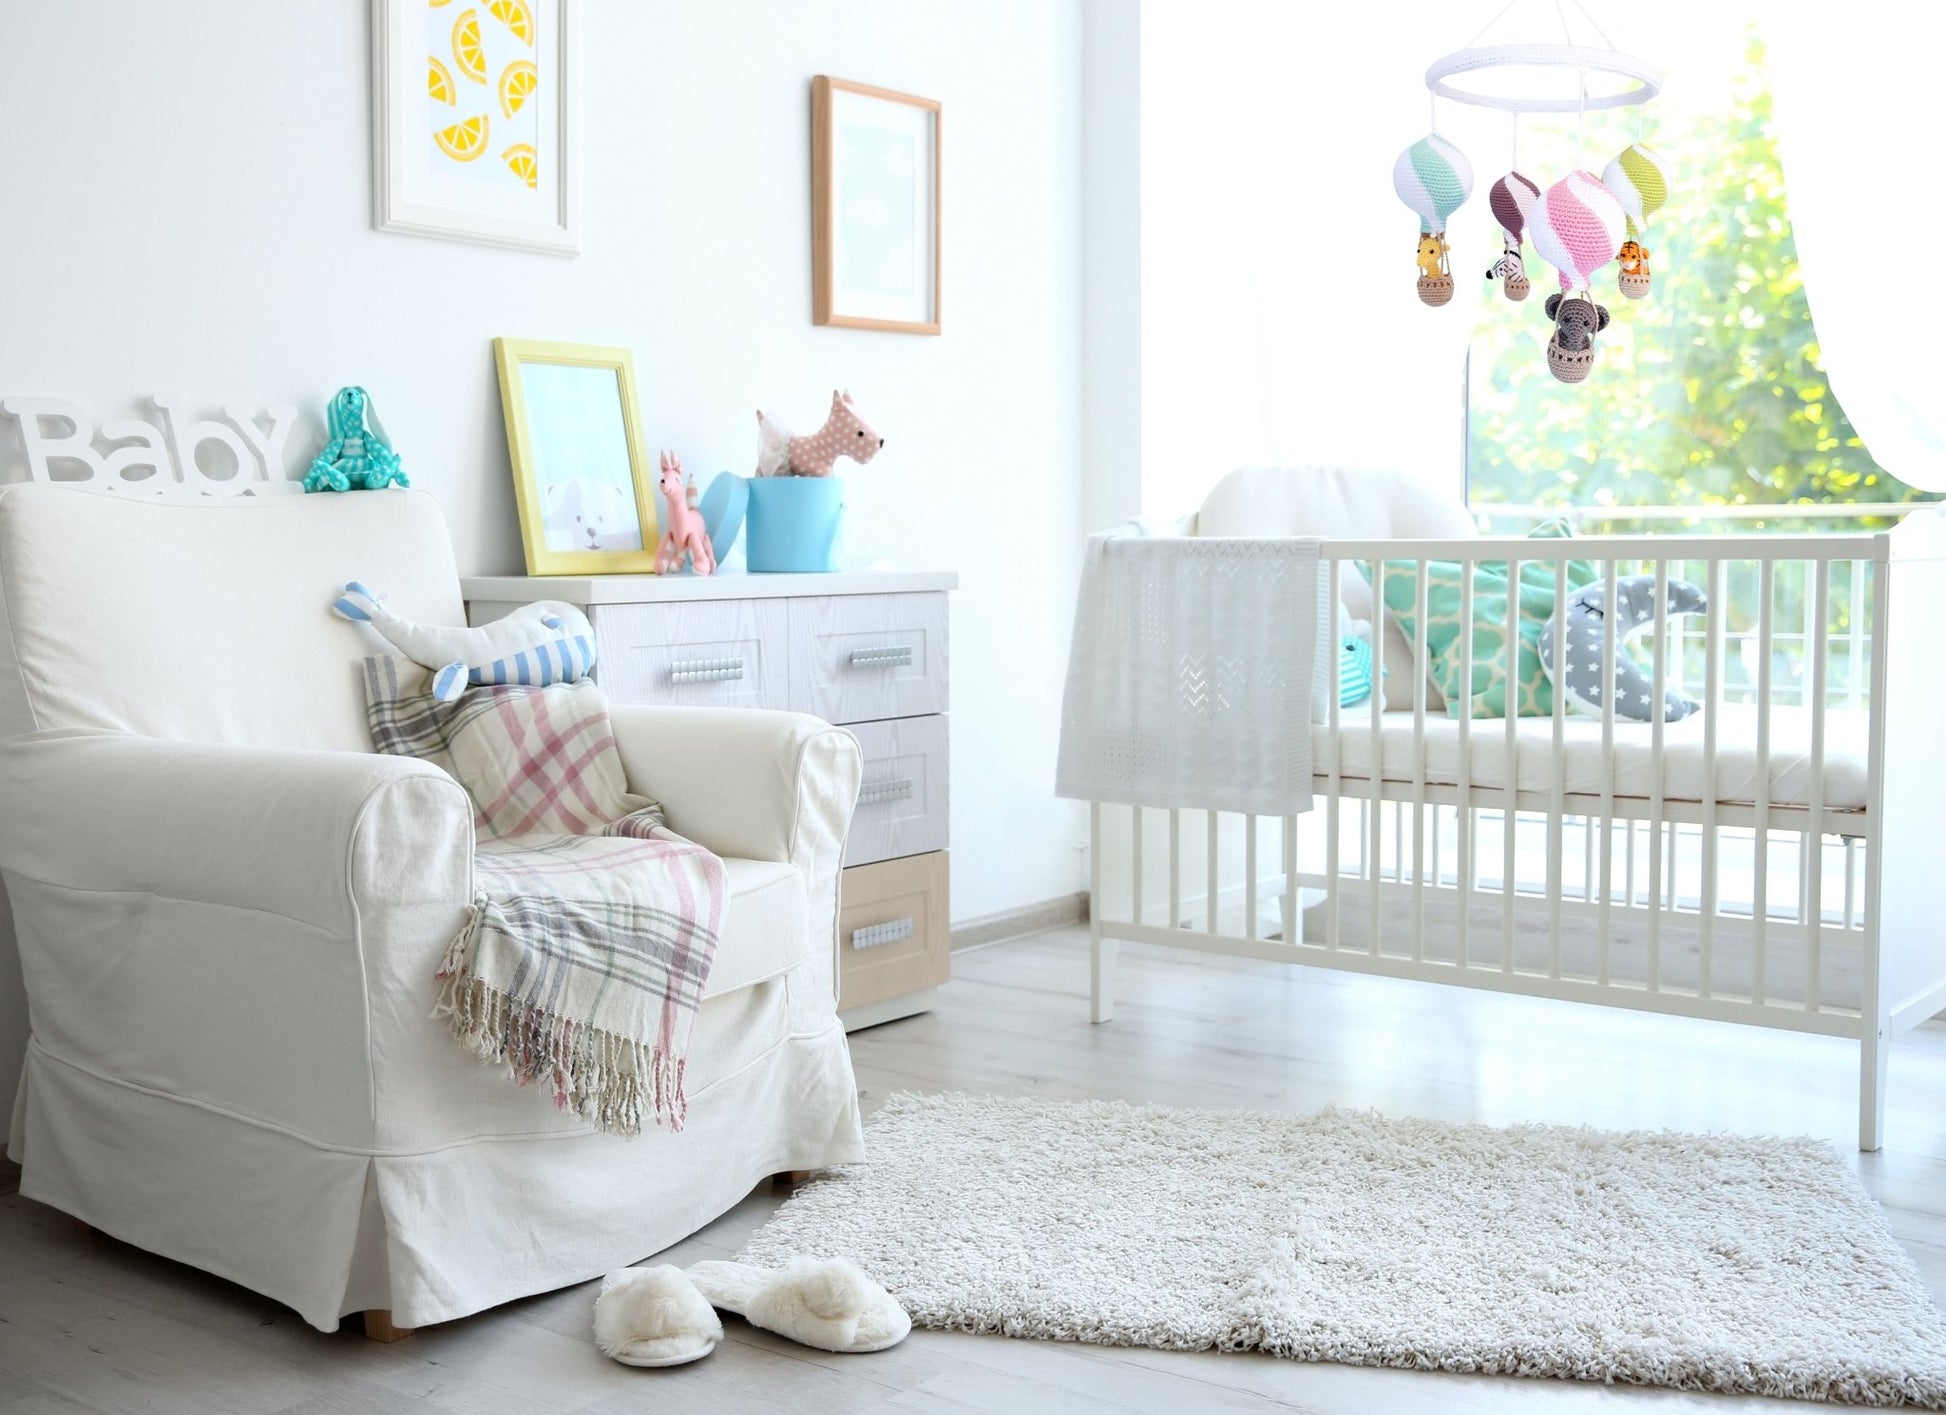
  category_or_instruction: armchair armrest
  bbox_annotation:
[608,706,862,867]
[0,728,474,933]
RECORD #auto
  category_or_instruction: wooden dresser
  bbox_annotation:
[461,571,957,1030]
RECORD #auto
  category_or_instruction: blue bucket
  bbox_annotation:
[744,476,844,573]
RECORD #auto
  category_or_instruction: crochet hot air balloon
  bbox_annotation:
[1392,135,1474,307]
[1530,170,1626,384]
[1602,143,1668,299]
[1484,171,1540,302]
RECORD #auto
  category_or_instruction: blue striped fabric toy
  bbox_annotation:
[331,582,596,703]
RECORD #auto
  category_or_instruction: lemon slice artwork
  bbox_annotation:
[489,0,535,45]
[498,59,538,120]
[434,114,490,163]
[503,143,538,189]
[452,9,488,84]
[428,55,456,106]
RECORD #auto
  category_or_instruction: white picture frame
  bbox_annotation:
[372,0,578,256]
[812,76,941,334]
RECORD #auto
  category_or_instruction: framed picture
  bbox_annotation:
[811,77,941,334]
[493,339,660,575]
[372,0,578,256]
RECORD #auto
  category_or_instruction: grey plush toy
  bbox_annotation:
[1539,575,1707,723]
[1543,293,1612,384]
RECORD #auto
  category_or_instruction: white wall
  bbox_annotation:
[0,0,1090,1106]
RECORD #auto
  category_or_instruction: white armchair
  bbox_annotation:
[0,485,864,1333]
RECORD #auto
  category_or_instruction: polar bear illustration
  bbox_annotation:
[543,477,640,553]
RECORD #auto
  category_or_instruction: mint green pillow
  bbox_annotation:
[1382,518,1596,719]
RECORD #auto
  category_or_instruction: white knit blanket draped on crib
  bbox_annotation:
[1056,533,1329,817]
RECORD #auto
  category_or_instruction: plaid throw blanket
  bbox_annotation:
[363,656,724,1136]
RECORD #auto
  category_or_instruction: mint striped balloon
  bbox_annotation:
[1392,135,1474,235]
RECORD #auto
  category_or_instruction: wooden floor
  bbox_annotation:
[3,924,1943,1414]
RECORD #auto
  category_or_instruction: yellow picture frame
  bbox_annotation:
[493,338,661,575]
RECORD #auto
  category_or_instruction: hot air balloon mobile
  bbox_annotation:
[1528,169,1627,383]
[1484,171,1539,302]
[1602,143,1668,299]
[1392,135,1473,307]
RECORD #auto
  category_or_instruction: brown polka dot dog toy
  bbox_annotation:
[754,389,885,478]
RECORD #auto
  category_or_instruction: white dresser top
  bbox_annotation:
[462,570,957,605]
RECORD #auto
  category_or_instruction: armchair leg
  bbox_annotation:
[773,1170,815,1186]
[362,1310,415,1343]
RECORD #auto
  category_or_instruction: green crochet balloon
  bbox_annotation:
[304,386,407,493]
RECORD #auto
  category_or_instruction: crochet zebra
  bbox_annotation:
[304,386,408,493]
[332,582,595,702]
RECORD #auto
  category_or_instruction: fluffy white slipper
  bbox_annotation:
[592,1264,724,1367]
[685,1257,911,1353]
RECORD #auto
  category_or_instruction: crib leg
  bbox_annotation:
[1859,1022,1888,1153]
[1091,925,1117,1024]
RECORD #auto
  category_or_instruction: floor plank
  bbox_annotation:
[2,924,1941,1414]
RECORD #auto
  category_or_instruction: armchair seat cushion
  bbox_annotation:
[709,857,809,999]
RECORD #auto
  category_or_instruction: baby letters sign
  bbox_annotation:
[0,395,300,495]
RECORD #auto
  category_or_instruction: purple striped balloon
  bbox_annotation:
[1489,171,1540,248]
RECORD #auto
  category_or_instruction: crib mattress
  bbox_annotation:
[1318,704,1870,812]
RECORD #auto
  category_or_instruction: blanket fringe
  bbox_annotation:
[432,899,687,1136]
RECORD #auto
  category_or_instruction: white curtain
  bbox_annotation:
[1765,5,1946,492]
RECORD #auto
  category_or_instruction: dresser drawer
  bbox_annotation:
[591,600,790,712]
[844,715,949,867]
[787,593,947,724]
[838,852,949,1015]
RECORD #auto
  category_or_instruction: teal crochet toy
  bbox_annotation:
[303,386,407,492]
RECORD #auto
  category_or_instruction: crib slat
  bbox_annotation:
[1597,558,1618,985]
[1699,557,1724,999]
[1456,553,1473,969]
[1168,809,1181,930]
[1131,806,1144,927]
[1807,559,1829,1011]
[1369,558,1385,958]
[1327,561,1344,949]
[1647,558,1669,993]
[1207,811,1220,936]
[1283,814,1298,945]
[1548,557,1568,970]
[1411,558,1430,963]
[1504,554,1522,974]
[1245,814,1259,942]
[1753,559,1774,1006]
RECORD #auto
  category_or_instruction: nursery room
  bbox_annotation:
[3,0,1945,1410]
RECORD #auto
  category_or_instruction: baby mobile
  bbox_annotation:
[1398,0,1667,384]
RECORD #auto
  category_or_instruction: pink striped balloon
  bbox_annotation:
[1529,170,1626,293]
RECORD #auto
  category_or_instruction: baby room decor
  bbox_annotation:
[1484,171,1539,301]
[811,76,942,334]
[1531,171,1626,382]
[654,450,715,576]
[696,470,749,565]
[0,394,296,494]
[331,581,595,701]
[372,0,578,255]
[493,338,660,575]
[754,390,885,477]
[1602,142,1669,299]
[303,387,408,493]
[1540,574,1707,722]
[1391,135,1473,306]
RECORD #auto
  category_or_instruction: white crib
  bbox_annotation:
[1083,467,1946,1151]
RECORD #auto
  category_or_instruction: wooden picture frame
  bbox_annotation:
[811,77,942,335]
[493,339,660,575]
[372,0,578,256]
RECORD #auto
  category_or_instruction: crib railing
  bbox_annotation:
[1092,534,1890,1037]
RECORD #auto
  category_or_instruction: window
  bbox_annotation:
[1464,28,1938,534]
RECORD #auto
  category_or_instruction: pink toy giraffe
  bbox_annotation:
[753,389,885,477]
[655,450,715,575]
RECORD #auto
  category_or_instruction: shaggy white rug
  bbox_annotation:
[740,1093,1946,1406]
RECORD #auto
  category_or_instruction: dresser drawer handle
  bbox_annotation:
[668,656,745,684]
[849,645,913,670]
[851,918,914,951]
[858,777,915,807]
